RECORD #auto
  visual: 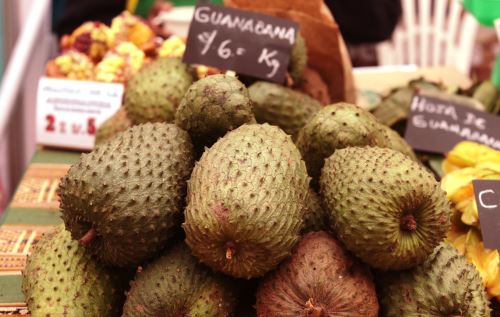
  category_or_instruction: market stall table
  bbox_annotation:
[0,65,473,315]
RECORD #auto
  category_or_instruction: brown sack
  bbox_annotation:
[224,0,355,103]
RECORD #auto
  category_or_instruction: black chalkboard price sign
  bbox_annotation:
[405,93,500,154]
[473,180,500,250]
[183,3,299,83]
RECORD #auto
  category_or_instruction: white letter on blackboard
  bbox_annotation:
[195,7,210,23]
[479,189,498,209]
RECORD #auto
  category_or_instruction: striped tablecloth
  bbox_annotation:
[0,149,81,316]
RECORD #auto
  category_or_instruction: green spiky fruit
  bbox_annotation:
[381,124,418,162]
[378,243,490,316]
[256,231,379,317]
[296,103,389,182]
[248,81,322,140]
[122,242,236,317]
[95,107,132,145]
[22,225,127,317]
[289,33,307,84]
[59,123,194,267]
[183,124,309,279]
[175,74,255,149]
[301,189,328,233]
[124,57,193,124]
[321,147,451,270]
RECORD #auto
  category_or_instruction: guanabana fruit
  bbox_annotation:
[320,147,451,270]
[296,103,389,183]
[248,81,322,140]
[381,124,418,162]
[175,74,256,149]
[256,231,379,317]
[289,33,307,84]
[378,243,490,316]
[183,123,310,279]
[95,107,132,145]
[124,57,193,124]
[122,242,236,317]
[22,225,127,317]
[59,123,194,267]
[301,189,328,233]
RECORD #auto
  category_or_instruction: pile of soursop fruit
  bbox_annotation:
[23,49,492,316]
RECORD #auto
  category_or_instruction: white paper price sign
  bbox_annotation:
[36,78,124,150]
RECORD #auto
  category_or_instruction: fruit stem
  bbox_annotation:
[400,214,417,231]
[225,243,234,260]
[304,298,324,317]
[79,228,97,246]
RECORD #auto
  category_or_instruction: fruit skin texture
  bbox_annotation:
[289,33,307,84]
[296,103,389,182]
[59,123,194,267]
[183,124,309,279]
[22,225,126,317]
[301,189,328,233]
[382,124,418,162]
[321,147,451,270]
[248,81,322,141]
[175,74,256,149]
[256,231,379,317]
[122,242,236,317]
[124,57,193,124]
[95,107,133,145]
[378,243,491,317]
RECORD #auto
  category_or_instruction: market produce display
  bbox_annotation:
[124,58,194,124]
[22,225,128,317]
[378,243,490,316]
[176,74,256,151]
[17,2,500,317]
[58,123,194,267]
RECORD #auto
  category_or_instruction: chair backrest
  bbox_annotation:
[377,0,479,74]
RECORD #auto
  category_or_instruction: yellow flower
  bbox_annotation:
[443,141,500,172]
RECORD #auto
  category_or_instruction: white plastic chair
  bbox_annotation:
[377,0,479,74]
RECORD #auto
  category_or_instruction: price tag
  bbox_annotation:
[473,180,500,249]
[404,93,500,154]
[183,3,298,83]
[36,77,124,150]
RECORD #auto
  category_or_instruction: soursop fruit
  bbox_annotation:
[95,107,132,145]
[289,33,307,84]
[59,123,194,267]
[248,81,322,140]
[122,242,236,317]
[175,74,256,149]
[22,225,127,317]
[381,124,418,162]
[301,189,328,233]
[321,147,451,270]
[124,57,193,124]
[256,231,379,317]
[296,103,390,183]
[378,243,490,316]
[183,124,310,279]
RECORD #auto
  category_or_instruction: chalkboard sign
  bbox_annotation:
[405,93,500,154]
[473,180,500,250]
[183,3,298,83]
